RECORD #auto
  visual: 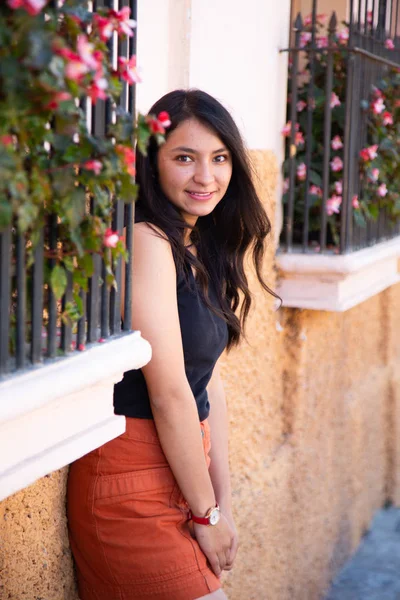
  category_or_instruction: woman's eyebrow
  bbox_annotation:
[170,146,228,154]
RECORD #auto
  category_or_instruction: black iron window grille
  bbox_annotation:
[281,0,400,254]
[0,0,138,379]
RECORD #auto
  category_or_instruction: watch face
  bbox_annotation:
[209,508,220,526]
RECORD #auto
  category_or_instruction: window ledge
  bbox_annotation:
[0,331,152,501]
[276,237,400,311]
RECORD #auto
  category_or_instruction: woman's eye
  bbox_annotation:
[176,155,193,163]
[214,155,228,163]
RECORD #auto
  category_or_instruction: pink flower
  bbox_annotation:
[371,97,385,114]
[337,28,349,43]
[117,55,142,85]
[94,15,114,42]
[330,92,341,109]
[331,135,343,150]
[310,185,322,197]
[84,160,103,175]
[295,131,305,146]
[62,36,103,82]
[316,36,328,48]
[330,156,343,172]
[77,35,101,71]
[360,144,378,161]
[297,163,307,181]
[385,39,395,50]
[44,91,71,110]
[65,58,88,82]
[367,10,373,24]
[283,178,289,193]
[103,228,120,248]
[334,180,343,194]
[326,195,342,215]
[1,135,13,146]
[300,32,312,48]
[87,78,108,103]
[304,13,327,26]
[382,111,393,126]
[377,183,387,197]
[116,144,136,176]
[352,195,360,209]
[146,111,172,135]
[281,120,299,137]
[7,0,47,15]
[369,168,380,182]
[297,100,307,112]
[113,6,137,37]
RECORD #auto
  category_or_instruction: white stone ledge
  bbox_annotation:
[276,237,400,311]
[0,332,152,501]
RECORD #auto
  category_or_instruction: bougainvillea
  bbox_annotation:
[282,13,400,247]
[0,0,169,327]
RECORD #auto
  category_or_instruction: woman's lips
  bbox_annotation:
[185,191,215,202]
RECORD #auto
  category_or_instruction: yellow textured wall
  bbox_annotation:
[220,150,400,599]
[0,469,78,599]
[1,150,400,600]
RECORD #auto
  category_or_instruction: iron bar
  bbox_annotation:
[31,229,44,363]
[15,231,26,369]
[61,271,73,352]
[302,0,317,252]
[285,13,302,252]
[123,202,134,331]
[320,12,337,251]
[0,227,11,376]
[47,214,58,358]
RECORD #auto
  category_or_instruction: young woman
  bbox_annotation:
[68,89,275,600]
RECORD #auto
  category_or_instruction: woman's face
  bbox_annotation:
[157,118,233,227]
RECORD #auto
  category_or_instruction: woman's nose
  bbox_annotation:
[193,161,215,185]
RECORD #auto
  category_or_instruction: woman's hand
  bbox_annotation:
[222,511,239,571]
[193,513,236,578]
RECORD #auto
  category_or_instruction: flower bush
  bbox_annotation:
[282,13,400,247]
[0,0,169,327]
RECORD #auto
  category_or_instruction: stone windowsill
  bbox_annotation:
[0,331,152,501]
[276,237,400,311]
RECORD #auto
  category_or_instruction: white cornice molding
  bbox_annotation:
[276,237,400,311]
[0,332,152,501]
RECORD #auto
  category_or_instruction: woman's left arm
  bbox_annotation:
[207,361,239,570]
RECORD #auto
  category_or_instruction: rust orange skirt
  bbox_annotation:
[67,418,221,600]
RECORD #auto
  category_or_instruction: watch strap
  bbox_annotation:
[189,503,220,525]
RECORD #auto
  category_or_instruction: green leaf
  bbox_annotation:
[81,253,94,278]
[50,264,67,300]
[72,291,84,317]
[73,269,88,291]
[117,174,138,203]
[0,198,12,231]
[63,256,75,272]
[65,187,86,229]
[27,30,52,70]
[309,170,323,187]
[17,201,39,232]
[52,167,75,197]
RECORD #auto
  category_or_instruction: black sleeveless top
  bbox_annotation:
[113,222,229,422]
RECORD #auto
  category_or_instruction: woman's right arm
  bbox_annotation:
[130,223,233,577]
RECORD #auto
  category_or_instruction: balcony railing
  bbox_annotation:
[280,0,400,255]
[0,0,138,379]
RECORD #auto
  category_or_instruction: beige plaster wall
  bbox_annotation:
[0,469,78,600]
[1,150,400,599]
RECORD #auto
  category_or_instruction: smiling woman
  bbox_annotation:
[67,89,278,600]
[157,120,233,226]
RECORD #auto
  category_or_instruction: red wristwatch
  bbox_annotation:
[189,504,221,526]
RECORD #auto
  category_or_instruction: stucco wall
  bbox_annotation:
[1,151,400,599]
[0,468,78,600]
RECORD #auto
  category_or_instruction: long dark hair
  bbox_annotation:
[136,89,277,349]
